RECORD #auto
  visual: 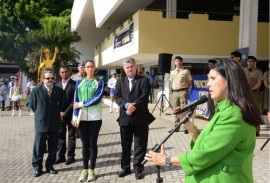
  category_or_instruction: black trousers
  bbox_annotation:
[57,117,76,160]
[78,120,102,169]
[32,130,59,171]
[120,123,149,170]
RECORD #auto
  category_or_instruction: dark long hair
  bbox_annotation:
[211,58,262,127]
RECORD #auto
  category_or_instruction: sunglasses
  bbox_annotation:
[44,77,55,80]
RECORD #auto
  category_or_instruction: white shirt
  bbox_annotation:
[107,78,117,89]
[62,78,70,90]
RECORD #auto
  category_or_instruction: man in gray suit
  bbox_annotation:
[30,69,65,177]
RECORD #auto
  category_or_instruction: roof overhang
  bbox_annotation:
[71,0,155,46]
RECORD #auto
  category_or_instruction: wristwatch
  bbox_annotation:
[165,156,171,166]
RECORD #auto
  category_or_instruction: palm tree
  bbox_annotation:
[27,16,81,78]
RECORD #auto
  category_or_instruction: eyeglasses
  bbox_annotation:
[44,77,55,80]
[230,56,235,59]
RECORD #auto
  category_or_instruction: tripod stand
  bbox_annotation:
[260,137,270,150]
[152,74,174,116]
[142,110,194,183]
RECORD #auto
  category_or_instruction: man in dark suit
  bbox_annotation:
[115,58,155,180]
[54,66,77,165]
[30,69,65,177]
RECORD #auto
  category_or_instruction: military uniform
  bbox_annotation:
[263,70,269,110]
[170,68,192,131]
[244,68,263,108]
[244,68,263,135]
[71,73,83,81]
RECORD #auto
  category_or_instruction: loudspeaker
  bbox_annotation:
[158,53,173,73]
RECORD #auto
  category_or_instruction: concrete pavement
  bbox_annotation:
[0,102,269,183]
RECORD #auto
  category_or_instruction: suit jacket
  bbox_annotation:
[56,79,76,120]
[115,74,155,126]
[30,84,65,133]
[179,99,256,183]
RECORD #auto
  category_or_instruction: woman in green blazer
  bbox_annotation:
[145,58,262,183]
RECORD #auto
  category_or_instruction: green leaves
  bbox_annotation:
[0,0,79,78]
[27,16,81,57]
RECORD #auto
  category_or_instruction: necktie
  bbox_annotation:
[47,87,52,97]
[129,79,133,91]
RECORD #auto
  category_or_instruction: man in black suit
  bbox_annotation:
[30,69,65,177]
[115,58,155,180]
[54,66,76,165]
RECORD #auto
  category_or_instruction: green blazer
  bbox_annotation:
[179,99,256,183]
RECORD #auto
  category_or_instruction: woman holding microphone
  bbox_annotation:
[145,58,262,183]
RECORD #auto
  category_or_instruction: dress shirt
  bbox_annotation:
[125,77,134,109]
[62,78,70,90]
[44,85,53,96]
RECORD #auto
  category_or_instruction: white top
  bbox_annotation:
[8,81,13,98]
[62,78,70,90]
[107,78,117,89]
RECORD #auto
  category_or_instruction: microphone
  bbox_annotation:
[173,95,208,115]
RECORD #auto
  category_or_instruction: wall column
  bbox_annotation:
[164,0,176,108]
[166,0,177,18]
[239,0,259,56]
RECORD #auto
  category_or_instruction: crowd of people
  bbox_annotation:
[0,53,268,182]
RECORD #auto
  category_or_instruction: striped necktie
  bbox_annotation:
[47,87,52,97]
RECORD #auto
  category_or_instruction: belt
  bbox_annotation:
[172,88,188,92]
[214,162,242,174]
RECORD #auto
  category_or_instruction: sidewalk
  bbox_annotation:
[0,103,269,183]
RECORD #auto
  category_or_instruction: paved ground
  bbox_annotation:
[0,102,269,183]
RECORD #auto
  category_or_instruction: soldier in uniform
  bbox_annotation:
[230,51,242,65]
[71,63,85,81]
[170,56,192,132]
[244,56,263,136]
[263,63,270,127]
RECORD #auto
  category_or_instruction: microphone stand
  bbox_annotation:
[142,110,194,183]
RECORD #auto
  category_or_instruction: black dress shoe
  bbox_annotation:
[34,169,42,177]
[54,158,66,164]
[65,157,75,165]
[134,168,144,180]
[46,168,58,174]
[118,169,131,177]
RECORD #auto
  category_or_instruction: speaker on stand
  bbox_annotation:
[152,53,174,116]
[158,53,172,73]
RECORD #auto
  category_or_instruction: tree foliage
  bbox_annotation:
[0,0,75,77]
[27,16,81,75]
[28,16,80,49]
